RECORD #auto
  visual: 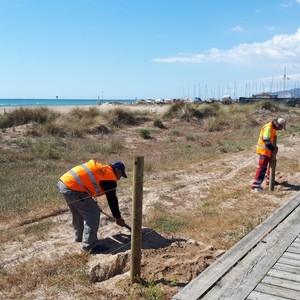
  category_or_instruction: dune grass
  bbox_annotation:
[0,253,90,299]
[0,101,294,219]
[0,101,299,299]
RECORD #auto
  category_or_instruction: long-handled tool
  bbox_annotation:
[99,207,131,232]
[269,136,277,191]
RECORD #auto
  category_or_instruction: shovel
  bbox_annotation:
[99,207,131,232]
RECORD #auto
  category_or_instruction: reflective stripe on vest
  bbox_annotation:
[60,160,117,196]
[68,166,101,195]
[80,163,101,195]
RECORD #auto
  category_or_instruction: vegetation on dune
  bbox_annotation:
[1,100,300,299]
[0,100,296,217]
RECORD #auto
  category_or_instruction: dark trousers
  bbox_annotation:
[57,181,100,249]
[251,155,270,189]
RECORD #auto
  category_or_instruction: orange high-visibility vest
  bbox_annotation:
[60,159,117,196]
[256,122,276,158]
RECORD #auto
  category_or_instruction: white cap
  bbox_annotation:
[277,117,286,130]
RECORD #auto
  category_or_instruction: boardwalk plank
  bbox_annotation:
[172,192,300,300]
[282,252,300,261]
[254,282,300,299]
[268,269,300,282]
[272,262,300,274]
[291,241,300,247]
[262,275,300,291]
[247,290,289,300]
[287,244,300,254]
[278,256,300,267]
[200,207,300,299]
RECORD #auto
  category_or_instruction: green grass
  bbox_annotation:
[153,215,189,233]
[139,128,152,139]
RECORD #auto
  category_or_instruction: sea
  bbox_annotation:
[0,98,136,107]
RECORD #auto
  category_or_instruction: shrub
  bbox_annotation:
[42,109,104,137]
[153,119,166,129]
[139,129,151,139]
[203,116,229,132]
[69,107,100,119]
[163,101,185,118]
[179,104,203,121]
[0,107,57,128]
[253,100,280,111]
[198,104,219,117]
[105,108,138,127]
[164,102,219,121]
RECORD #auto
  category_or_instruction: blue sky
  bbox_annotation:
[1,0,300,99]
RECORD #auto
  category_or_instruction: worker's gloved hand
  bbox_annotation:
[116,217,125,227]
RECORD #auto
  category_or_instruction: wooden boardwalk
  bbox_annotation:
[172,191,300,300]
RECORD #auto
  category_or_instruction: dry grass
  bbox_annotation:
[1,101,300,299]
[0,253,90,299]
[143,160,283,249]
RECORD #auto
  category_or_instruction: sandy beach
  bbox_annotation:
[1,102,169,115]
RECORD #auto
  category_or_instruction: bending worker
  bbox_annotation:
[57,159,127,254]
[251,117,286,192]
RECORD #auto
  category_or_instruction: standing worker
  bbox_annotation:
[251,117,286,192]
[57,160,127,254]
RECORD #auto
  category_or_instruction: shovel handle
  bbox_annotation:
[99,207,131,232]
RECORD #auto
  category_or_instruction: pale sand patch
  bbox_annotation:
[1,102,169,115]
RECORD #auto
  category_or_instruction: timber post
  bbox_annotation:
[130,156,144,284]
[269,136,277,191]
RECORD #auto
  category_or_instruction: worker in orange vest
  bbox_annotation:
[251,118,286,192]
[57,160,127,254]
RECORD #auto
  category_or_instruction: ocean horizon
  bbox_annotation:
[0,98,136,107]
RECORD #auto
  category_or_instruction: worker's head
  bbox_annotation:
[111,161,127,179]
[274,117,287,131]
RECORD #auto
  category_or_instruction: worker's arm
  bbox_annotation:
[99,180,125,226]
[263,138,277,152]
[263,125,277,152]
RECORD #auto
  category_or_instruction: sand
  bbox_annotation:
[1,102,169,115]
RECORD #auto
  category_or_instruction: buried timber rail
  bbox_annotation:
[130,156,144,284]
[172,191,300,300]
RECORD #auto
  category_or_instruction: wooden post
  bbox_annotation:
[269,136,277,191]
[130,156,144,284]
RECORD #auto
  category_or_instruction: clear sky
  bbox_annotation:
[1,0,300,99]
